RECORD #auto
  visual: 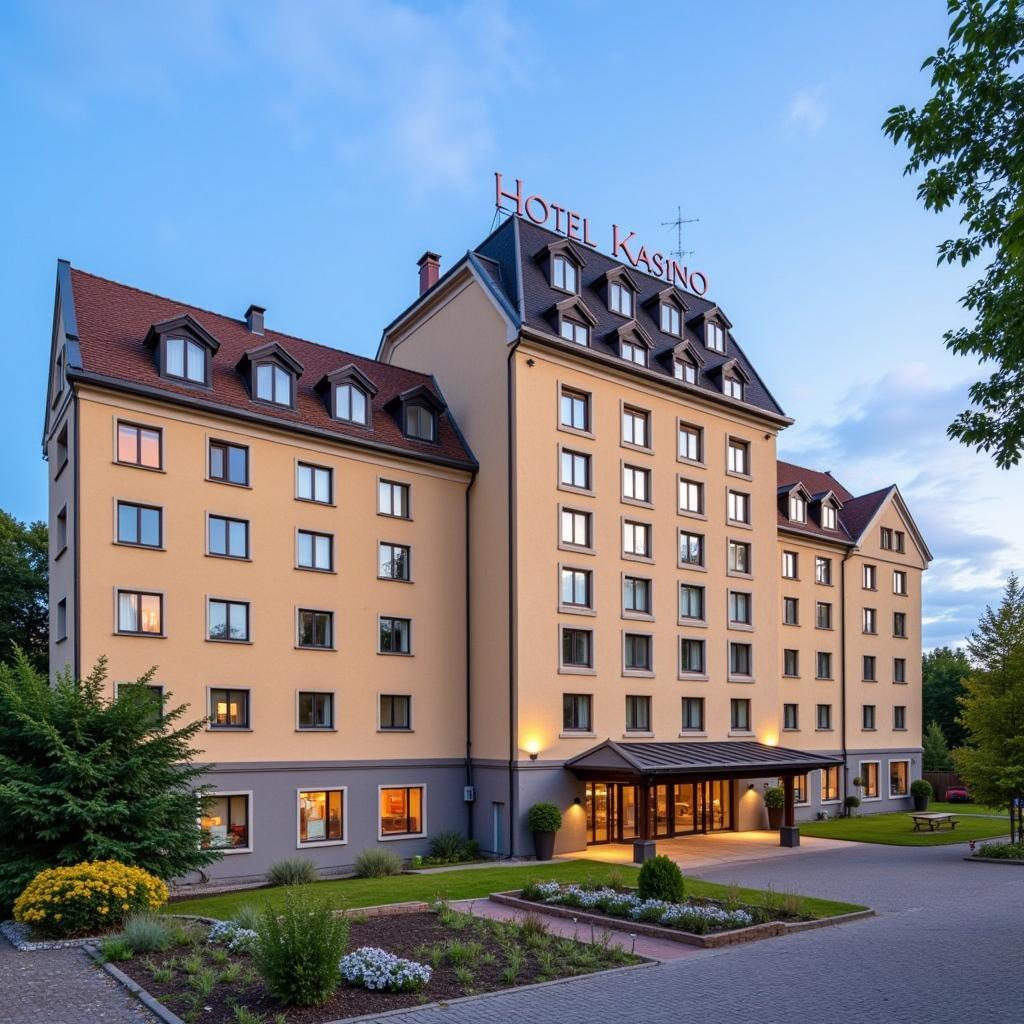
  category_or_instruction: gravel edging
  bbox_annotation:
[1,914,221,952]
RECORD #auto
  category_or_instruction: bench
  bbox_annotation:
[910,812,958,832]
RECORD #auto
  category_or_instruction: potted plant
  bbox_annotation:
[526,802,562,861]
[763,785,786,829]
[844,794,861,817]
[911,778,933,812]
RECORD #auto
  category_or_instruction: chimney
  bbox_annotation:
[417,252,441,295]
[245,304,265,335]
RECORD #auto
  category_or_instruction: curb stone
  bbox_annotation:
[86,944,188,1024]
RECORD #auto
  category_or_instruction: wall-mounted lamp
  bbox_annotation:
[529,752,538,761]
[748,784,755,791]
[573,797,582,805]
[526,358,536,367]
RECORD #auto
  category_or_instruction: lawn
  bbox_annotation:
[168,859,862,922]
[800,812,1009,846]
[928,801,1006,817]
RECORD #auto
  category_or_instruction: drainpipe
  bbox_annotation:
[840,548,852,806]
[506,337,522,858]
[464,475,475,841]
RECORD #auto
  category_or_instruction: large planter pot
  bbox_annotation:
[913,794,930,812]
[533,830,556,861]
[767,807,784,830]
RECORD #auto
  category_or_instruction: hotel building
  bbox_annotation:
[42,213,930,880]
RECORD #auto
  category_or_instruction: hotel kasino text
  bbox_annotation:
[42,188,929,880]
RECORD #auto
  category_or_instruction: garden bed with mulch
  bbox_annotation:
[105,906,643,1024]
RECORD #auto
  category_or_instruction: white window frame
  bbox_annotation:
[296,786,348,848]
[859,760,881,801]
[201,790,253,855]
[888,759,910,799]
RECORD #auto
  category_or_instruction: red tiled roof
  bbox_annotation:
[776,460,853,503]
[67,268,475,468]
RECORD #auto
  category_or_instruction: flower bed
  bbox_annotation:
[971,841,1024,862]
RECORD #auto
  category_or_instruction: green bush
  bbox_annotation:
[266,857,318,887]
[428,830,467,862]
[845,795,861,811]
[526,803,562,833]
[230,903,261,931]
[121,912,172,953]
[976,841,1024,859]
[637,855,684,903]
[253,889,350,1007]
[353,849,402,878]
[910,779,934,799]
[763,786,786,810]
[99,937,133,962]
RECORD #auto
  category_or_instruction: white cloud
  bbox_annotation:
[785,87,827,134]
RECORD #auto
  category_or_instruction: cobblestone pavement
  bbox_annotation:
[381,841,1024,1024]
[0,938,157,1024]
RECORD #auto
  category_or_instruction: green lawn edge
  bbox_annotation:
[166,859,863,922]
[927,801,1006,817]
[799,811,1009,847]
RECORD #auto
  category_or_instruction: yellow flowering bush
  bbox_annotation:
[13,860,168,938]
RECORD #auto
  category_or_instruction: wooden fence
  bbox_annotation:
[923,771,964,799]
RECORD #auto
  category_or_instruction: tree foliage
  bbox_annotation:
[0,652,218,911]
[923,645,972,746]
[0,509,48,672]
[884,0,1024,467]
[923,720,955,771]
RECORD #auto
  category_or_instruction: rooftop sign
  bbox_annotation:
[494,172,708,296]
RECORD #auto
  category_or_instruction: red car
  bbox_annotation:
[945,786,971,802]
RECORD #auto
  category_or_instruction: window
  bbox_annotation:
[724,374,744,400]
[863,655,877,681]
[201,794,249,850]
[623,465,651,503]
[117,421,162,469]
[560,567,592,608]
[404,404,436,441]
[729,590,752,626]
[297,530,333,571]
[816,602,833,629]
[297,462,332,504]
[679,478,704,515]
[816,703,832,730]
[729,539,751,575]
[380,694,412,730]
[860,762,880,799]
[782,551,798,579]
[298,609,333,649]
[680,584,705,621]
[682,696,705,731]
[624,633,652,673]
[783,596,799,625]
[889,760,909,797]
[821,504,837,530]
[298,692,334,729]
[893,570,908,595]
[727,439,749,475]
[560,389,590,431]
[563,693,593,731]
[560,449,591,490]
[894,657,907,683]
[880,527,893,550]
[675,357,698,384]
[783,704,799,730]
[209,688,249,729]
[552,254,577,292]
[165,337,206,383]
[379,543,411,581]
[862,564,877,590]
[816,651,833,679]
[208,600,249,642]
[209,440,248,485]
[894,530,906,553]
[705,322,725,352]
[622,407,650,448]
[56,598,67,641]
[729,642,753,677]
[56,505,67,553]
[862,704,876,730]
[863,607,877,634]
[255,362,292,406]
[783,649,799,677]
[561,627,593,669]
[791,774,809,804]
[621,340,647,366]
[728,490,750,524]
[379,616,412,655]
[680,531,705,567]
[379,480,410,518]
[560,318,590,346]
[730,698,751,731]
[208,515,249,559]
[55,421,68,470]
[678,423,702,462]
[894,705,907,730]
[660,303,682,336]
[623,520,651,558]
[335,383,368,424]
[299,789,344,844]
[116,590,162,635]
[116,502,162,548]
[625,695,651,731]
[624,576,652,615]
[379,786,424,837]
[891,611,907,638]
[561,508,591,549]
[788,494,806,523]
[609,281,633,316]
[815,556,832,585]
[822,766,840,802]
[680,638,705,674]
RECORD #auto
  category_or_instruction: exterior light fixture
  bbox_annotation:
[529,752,538,761]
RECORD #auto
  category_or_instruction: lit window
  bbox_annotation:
[255,362,292,406]
[889,760,909,795]
[380,694,412,730]
[335,383,368,424]
[404,404,436,441]
[705,322,725,352]
[560,319,589,346]
[117,421,162,469]
[209,688,249,729]
[299,789,344,843]
[298,692,334,729]
[622,407,649,447]
[380,786,424,836]
[208,599,249,642]
[201,794,249,850]
[860,763,880,799]
[679,423,702,461]
[822,766,840,801]
[621,340,647,366]
[297,530,333,571]
[117,590,162,635]
[789,494,807,523]
[297,463,332,504]
[660,304,682,336]
[562,693,592,730]
[552,254,577,292]
[379,616,412,654]
[609,281,633,316]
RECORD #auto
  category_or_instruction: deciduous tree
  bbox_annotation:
[0,509,47,672]
[923,646,972,747]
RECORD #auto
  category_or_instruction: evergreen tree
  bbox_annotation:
[923,646,972,747]
[922,720,954,771]
[0,652,219,911]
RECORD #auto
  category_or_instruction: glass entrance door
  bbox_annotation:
[673,783,696,833]
[586,783,612,843]
[620,785,638,839]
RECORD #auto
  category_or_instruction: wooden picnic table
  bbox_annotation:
[910,811,959,832]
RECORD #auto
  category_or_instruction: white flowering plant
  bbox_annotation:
[207,919,259,954]
[340,946,432,993]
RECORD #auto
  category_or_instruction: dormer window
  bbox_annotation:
[256,362,292,406]
[145,314,219,389]
[821,504,837,530]
[621,340,647,366]
[706,322,726,352]
[560,319,589,346]
[166,337,206,384]
[237,341,303,410]
[675,358,697,383]
[552,254,577,293]
[387,384,445,445]
[316,364,378,428]
[551,295,597,349]
[724,373,744,400]
[405,404,435,441]
[789,494,807,522]
[609,281,634,317]
[336,382,368,424]
[661,304,682,336]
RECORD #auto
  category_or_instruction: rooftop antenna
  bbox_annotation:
[662,205,699,261]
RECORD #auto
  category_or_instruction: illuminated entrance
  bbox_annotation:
[584,780,733,843]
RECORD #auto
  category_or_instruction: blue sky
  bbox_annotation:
[0,0,1014,648]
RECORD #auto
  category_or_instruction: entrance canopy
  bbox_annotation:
[566,739,842,782]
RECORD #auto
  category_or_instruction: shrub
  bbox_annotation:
[976,841,1024,859]
[637,855,684,903]
[121,912,172,953]
[340,946,432,992]
[844,795,861,811]
[231,903,261,931]
[13,860,167,939]
[910,779,934,799]
[252,889,350,1006]
[464,838,481,860]
[428,830,467,862]
[526,803,562,833]
[266,857,318,887]
[354,849,403,878]
[763,786,786,810]
[99,937,134,962]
